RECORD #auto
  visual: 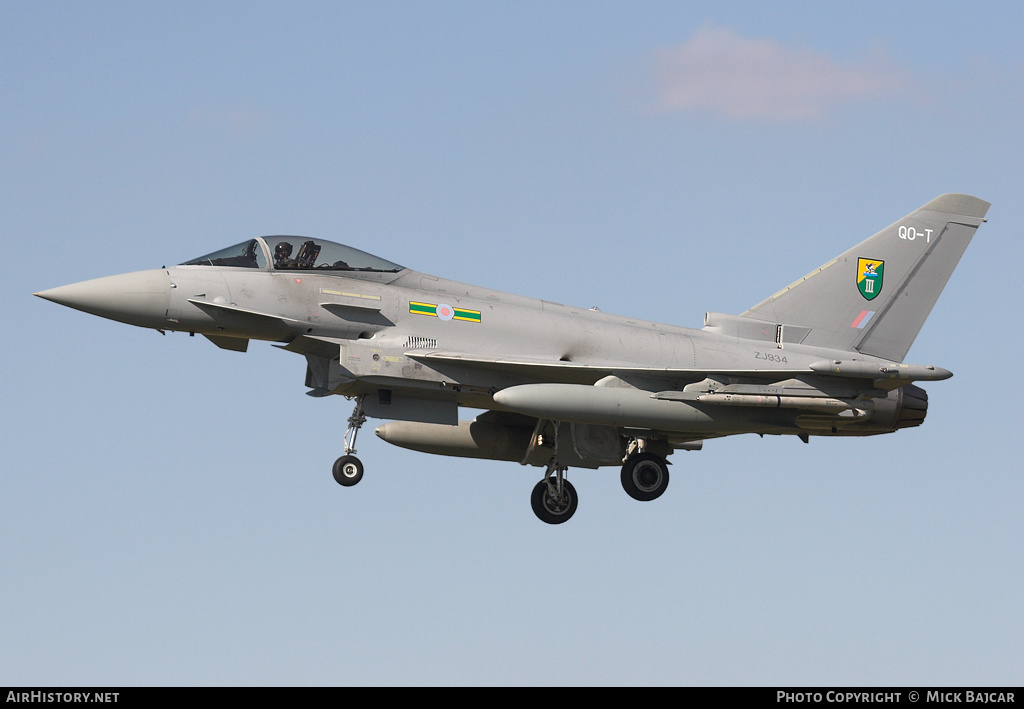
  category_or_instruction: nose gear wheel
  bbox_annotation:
[333,455,364,486]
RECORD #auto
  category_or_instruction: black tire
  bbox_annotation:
[620,453,669,501]
[530,478,578,524]
[333,455,364,486]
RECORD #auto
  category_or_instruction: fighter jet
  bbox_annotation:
[35,194,988,523]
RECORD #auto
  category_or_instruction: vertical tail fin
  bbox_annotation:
[743,194,989,362]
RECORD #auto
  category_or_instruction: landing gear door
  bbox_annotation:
[363,389,457,425]
[571,423,623,464]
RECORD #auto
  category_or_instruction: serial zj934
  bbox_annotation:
[754,351,788,364]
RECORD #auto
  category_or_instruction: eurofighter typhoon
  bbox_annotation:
[36,194,988,523]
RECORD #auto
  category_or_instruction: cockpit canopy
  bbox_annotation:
[181,237,404,275]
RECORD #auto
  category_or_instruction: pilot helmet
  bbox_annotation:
[275,242,293,258]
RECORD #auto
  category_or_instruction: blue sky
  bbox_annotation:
[3,1,1021,685]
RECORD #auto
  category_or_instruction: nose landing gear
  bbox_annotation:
[333,397,366,487]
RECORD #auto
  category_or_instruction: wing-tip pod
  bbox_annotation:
[808,359,952,381]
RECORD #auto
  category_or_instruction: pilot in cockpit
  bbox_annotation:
[274,241,295,269]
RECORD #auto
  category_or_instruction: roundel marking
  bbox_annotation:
[436,303,454,321]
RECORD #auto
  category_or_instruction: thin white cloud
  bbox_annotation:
[652,27,909,121]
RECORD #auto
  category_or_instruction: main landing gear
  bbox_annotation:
[620,451,670,501]
[333,397,366,487]
[529,450,669,524]
[531,461,578,525]
[527,433,671,524]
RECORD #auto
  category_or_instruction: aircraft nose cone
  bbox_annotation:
[35,269,171,329]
